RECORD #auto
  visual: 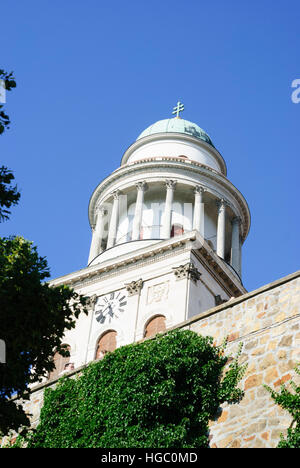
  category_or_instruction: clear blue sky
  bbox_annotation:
[1,0,299,293]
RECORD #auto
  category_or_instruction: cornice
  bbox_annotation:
[50,231,245,297]
[50,235,192,289]
[192,249,245,297]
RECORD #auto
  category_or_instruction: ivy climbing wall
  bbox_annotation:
[1,271,299,448]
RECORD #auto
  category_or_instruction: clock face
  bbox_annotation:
[95,291,127,324]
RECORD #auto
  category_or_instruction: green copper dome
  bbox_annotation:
[136,118,214,147]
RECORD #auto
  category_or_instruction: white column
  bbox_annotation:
[132,181,147,240]
[216,198,226,259]
[193,186,205,237]
[107,190,120,249]
[161,180,176,238]
[88,206,106,264]
[231,216,242,277]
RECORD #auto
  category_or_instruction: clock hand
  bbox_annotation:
[96,303,110,316]
[95,303,111,324]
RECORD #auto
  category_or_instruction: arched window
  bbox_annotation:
[171,224,184,238]
[144,315,166,338]
[48,344,71,380]
[95,330,117,360]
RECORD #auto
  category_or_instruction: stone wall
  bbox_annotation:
[187,270,300,448]
[2,270,299,448]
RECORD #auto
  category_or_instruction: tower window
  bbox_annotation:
[171,224,184,237]
[95,330,117,360]
[48,344,71,380]
[144,315,166,338]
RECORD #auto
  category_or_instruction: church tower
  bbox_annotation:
[49,103,250,376]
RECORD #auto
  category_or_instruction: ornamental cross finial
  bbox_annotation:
[172,101,184,118]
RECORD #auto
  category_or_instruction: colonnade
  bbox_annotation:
[88,180,242,277]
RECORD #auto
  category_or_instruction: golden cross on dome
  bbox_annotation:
[172,101,184,118]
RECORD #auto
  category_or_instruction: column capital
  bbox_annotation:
[165,179,177,190]
[194,185,205,194]
[112,190,121,200]
[125,279,143,296]
[172,262,201,283]
[232,216,242,226]
[216,198,228,210]
[96,205,107,216]
[136,181,147,192]
[86,294,98,311]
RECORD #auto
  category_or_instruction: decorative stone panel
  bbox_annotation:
[147,281,169,305]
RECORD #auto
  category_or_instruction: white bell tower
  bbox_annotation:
[88,102,249,281]
[50,103,250,373]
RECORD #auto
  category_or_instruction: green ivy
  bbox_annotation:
[265,365,300,448]
[21,330,246,448]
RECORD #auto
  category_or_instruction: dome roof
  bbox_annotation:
[136,117,214,147]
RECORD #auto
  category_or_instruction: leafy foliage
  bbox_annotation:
[0,69,20,222]
[0,236,88,436]
[0,69,16,135]
[24,330,246,448]
[265,365,300,448]
[0,68,89,437]
[0,166,20,222]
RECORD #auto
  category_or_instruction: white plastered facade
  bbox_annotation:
[47,121,251,380]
